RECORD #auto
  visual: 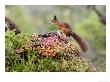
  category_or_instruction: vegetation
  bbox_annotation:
[5,31,101,72]
[5,5,106,71]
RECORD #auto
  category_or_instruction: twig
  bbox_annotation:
[5,16,21,34]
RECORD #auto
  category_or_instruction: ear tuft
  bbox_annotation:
[54,15,57,20]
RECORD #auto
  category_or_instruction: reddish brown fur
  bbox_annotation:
[51,16,88,52]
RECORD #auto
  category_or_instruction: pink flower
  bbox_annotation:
[15,48,24,54]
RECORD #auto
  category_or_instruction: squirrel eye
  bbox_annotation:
[51,20,53,22]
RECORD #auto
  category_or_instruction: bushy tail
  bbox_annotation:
[71,31,88,52]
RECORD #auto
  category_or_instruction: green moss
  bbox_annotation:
[5,31,101,72]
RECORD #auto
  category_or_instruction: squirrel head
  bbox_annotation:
[50,15,59,25]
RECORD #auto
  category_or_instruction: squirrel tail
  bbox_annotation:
[71,31,88,52]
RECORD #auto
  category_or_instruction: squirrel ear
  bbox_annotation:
[54,15,57,20]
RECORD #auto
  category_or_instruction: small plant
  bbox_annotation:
[5,31,101,72]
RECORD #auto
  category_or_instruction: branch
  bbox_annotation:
[5,16,21,34]
[87,5,106,25]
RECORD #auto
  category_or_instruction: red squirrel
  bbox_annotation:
[50,15,88,52]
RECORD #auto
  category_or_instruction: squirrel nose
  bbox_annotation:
[50,22,52,24]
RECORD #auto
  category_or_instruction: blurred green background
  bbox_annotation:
[5,5,106,71]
